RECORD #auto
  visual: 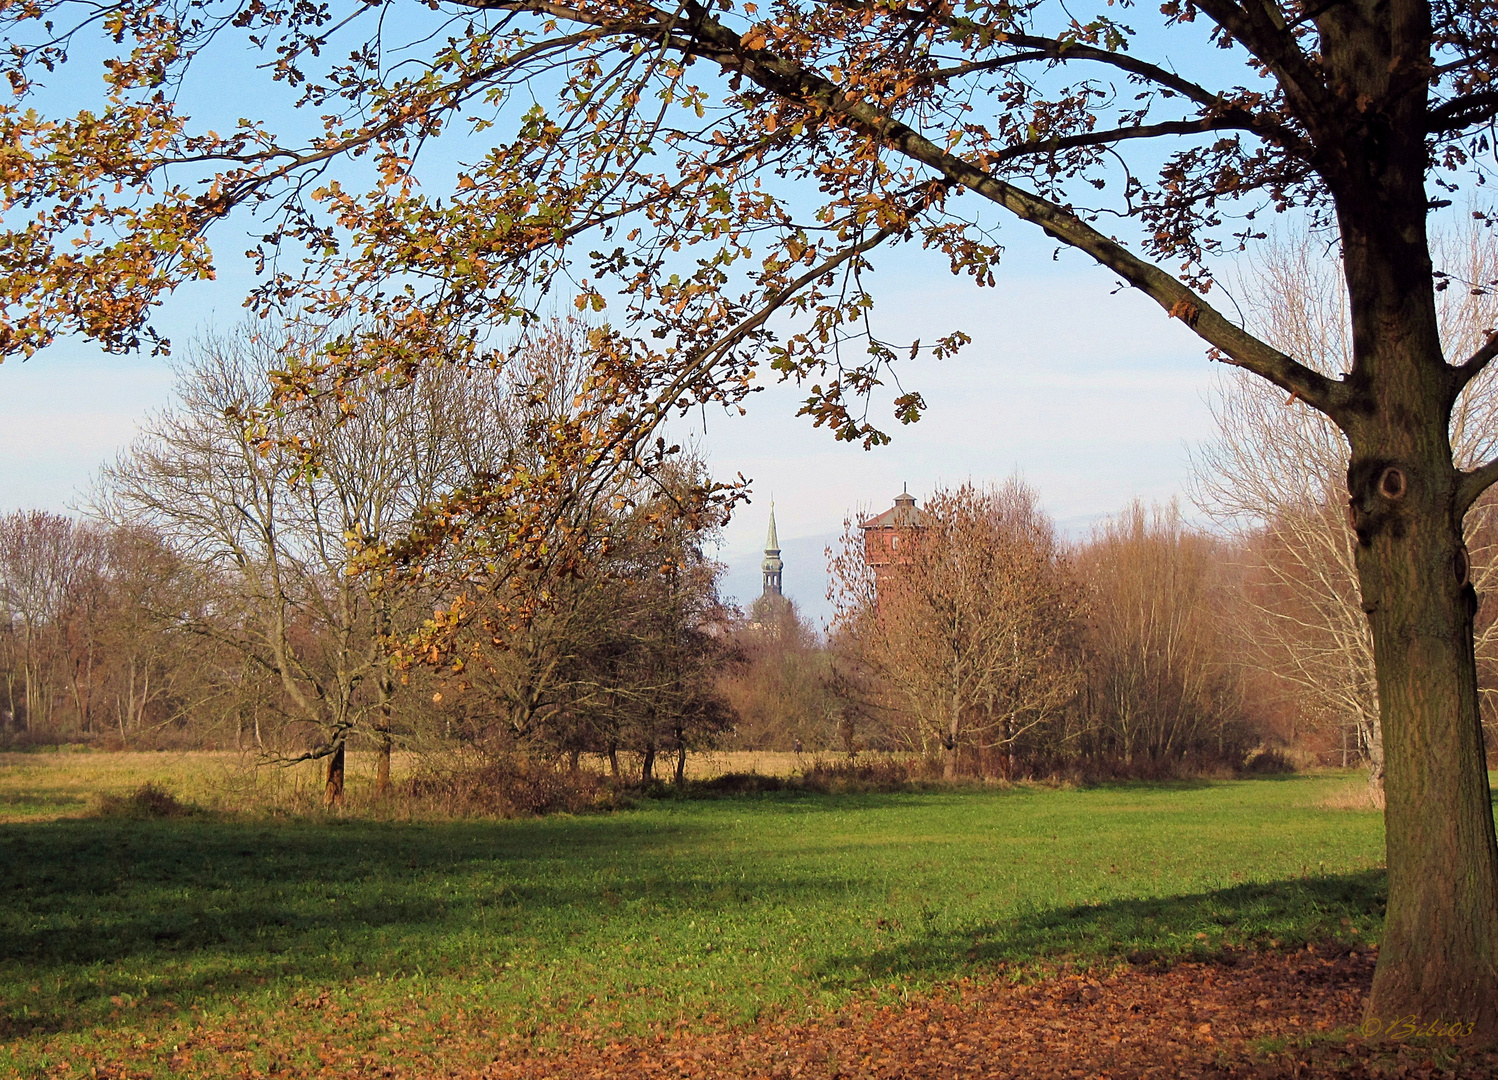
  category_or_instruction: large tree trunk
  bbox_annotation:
[1338,192,1498,1039]
[1355,461,1498,1038]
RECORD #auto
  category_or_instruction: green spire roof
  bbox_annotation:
[765,501,780,554]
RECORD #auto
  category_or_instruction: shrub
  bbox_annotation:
[402,756,628,817]
[1240,747,1297,775]
[93,783,193,818]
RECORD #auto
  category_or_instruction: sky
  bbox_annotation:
[0,231,1230,627]
[0,8,1256,629]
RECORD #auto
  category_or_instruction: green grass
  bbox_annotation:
[1,770,1391,1077]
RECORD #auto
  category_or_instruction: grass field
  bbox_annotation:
[0,748,837,823]
[0,753,1405,1077]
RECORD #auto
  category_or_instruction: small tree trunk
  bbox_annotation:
[374,676,394,798]
[943,704,960,780]
[323,739,346,808]
[640,742,656,783]
[375,730,392,798]
[568,747,582,773]
[674,734,687,786]
[607,740,620,778]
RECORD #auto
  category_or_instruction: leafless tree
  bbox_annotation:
[0,511,103,731]
[831,480,1083,778]
[1075,502,1255,768]
[719,596,839,751]
[97,325,493,802]
[1194,227,1498,797]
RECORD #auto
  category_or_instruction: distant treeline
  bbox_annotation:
[8,297,1498,794]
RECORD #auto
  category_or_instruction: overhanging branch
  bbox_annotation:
[462,0,1346,415]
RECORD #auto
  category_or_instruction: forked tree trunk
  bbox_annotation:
[1338,203,1498,1039]
[324,739,346,809]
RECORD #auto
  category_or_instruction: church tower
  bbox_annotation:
[761,503,783,597]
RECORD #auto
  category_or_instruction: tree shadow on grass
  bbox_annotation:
[0,809,896,1041]
[813,869,1387,988]
[0,813,749,1037]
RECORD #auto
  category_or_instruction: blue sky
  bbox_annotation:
[0,7,1263,626]
[0,228,1226,627]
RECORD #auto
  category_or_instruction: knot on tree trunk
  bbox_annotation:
[1346,457,1412,547]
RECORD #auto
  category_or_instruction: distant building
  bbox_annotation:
[761,502,783,598]
[859,484,925,576]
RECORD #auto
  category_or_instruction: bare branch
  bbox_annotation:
[1428,90,1498,134]
[1458,457,1498,517]
[1451,332,1498,400]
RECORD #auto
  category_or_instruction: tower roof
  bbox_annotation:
[859,484,924,529]
[762,502,782,573]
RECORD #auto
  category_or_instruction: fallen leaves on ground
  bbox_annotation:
[62,948,1498,1079]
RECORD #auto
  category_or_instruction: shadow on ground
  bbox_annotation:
[814,870,1386,986]
[0,789,1386,1044]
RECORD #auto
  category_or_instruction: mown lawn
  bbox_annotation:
[0,767,1390,1077]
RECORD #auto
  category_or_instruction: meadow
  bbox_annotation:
[0,753,1392,1078]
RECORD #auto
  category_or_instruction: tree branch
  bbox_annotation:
[1428,91,1498,134]
[1450,332,1498,400]
[996,34,1227,110]
[476,0,1349,417]
[985,115,1263,166]
[1190,0,1332,126]
[1457,457,1498,517]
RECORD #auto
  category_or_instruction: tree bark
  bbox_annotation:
[640,742,656,783]
[374,671,394,798]
[375,730,392,798]
[1337,197,1498,1039]
[323,738,346,809]
[943,703,960,780]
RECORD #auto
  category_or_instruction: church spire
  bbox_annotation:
[761,502,783,597]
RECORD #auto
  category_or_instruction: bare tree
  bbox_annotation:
[1195,228,1498,797]
[0,511,102,731]
[98,326,490,802]
[720,596,839,751]
[1075,502,1255,768]
[831,480,1083,779]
